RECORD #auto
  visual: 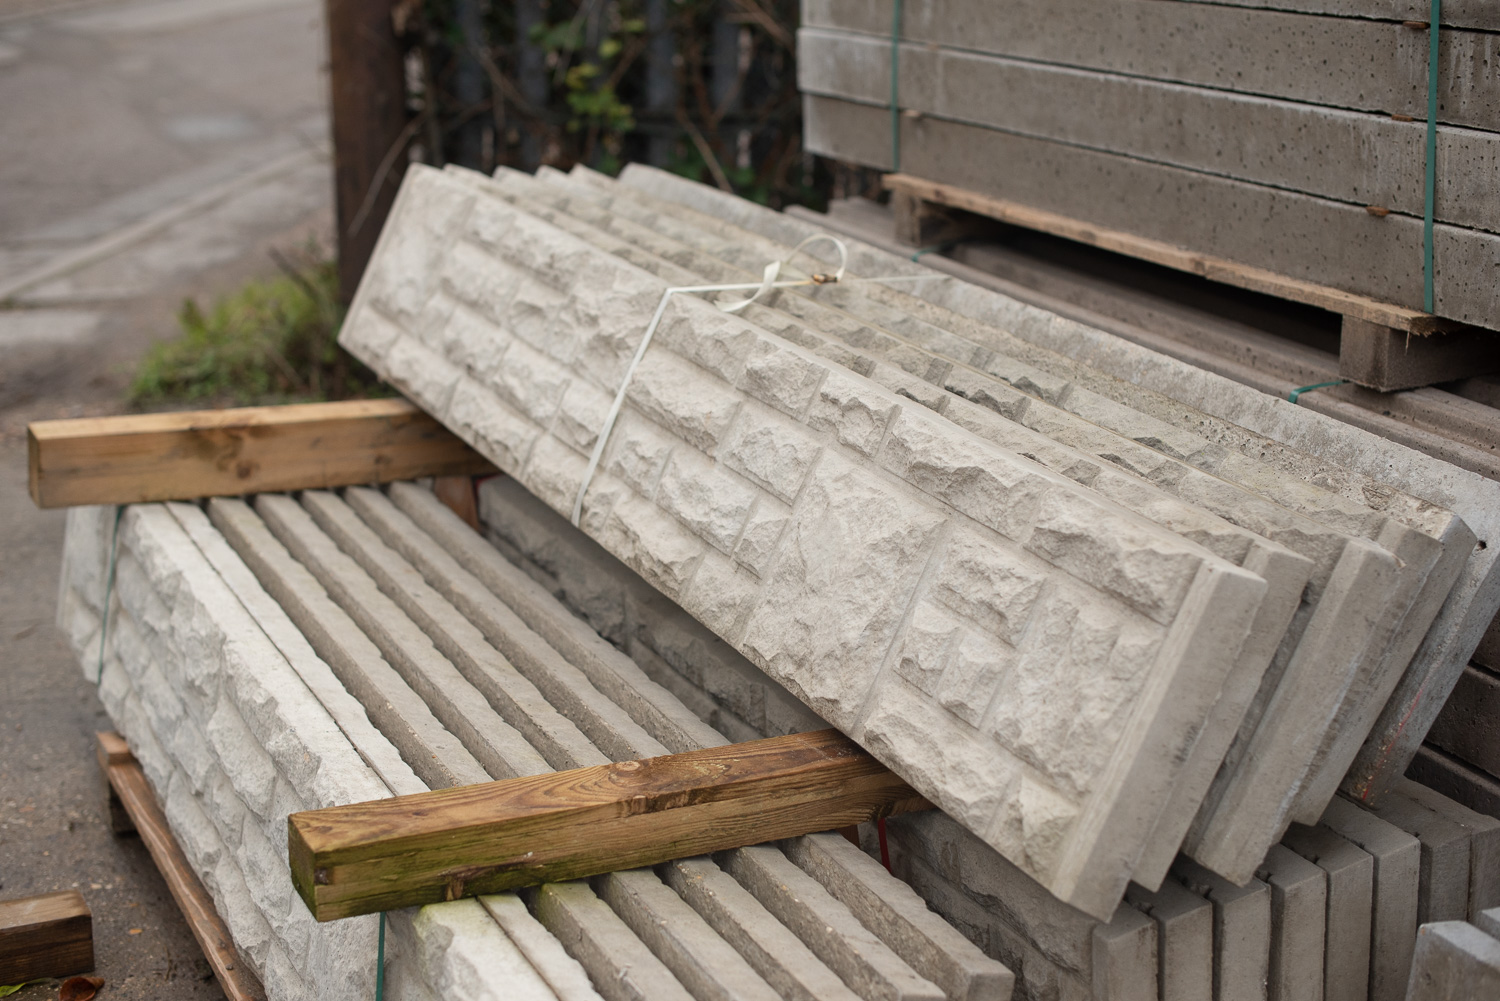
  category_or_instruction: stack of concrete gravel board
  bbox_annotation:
[341,161,1292,920]
[795,0,1500,329]
[56,490,1012,1001]
[608,162,1500,827]
[456,159,1482,889]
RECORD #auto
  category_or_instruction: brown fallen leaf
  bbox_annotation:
[59,975,104,1001]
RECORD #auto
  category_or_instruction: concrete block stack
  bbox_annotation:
[58,490,1010,1001]
[1411,613,1500,817]
[796,0,1500,330]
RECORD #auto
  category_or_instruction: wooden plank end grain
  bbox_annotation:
[883,173,1463,336]
[0,890,94,985]
[28,398,495,509]
[289,728,931,922]
[96,734,266,1001]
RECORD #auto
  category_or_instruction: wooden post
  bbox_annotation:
[289,729,929,921]
[326,0,410,303]
[1339,317,1500,392]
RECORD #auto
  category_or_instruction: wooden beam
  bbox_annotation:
[326,0,409,302]
[289,729,929,922]
[884,172,1461,336]
[98,734,266,1001]
[28,398,496,509]
[0,891,93,985]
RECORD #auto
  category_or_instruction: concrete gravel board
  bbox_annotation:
[550,164,1446,886]
[1123,877,1213,1001]
[341,163,1270,918]
[1424,665,1500,779]
[478,893,609,1001]
[1395,778,1500,920]
[1478,907,1500,938]
[1281,823,1375,1001]
[1170,858,1272,1001]
[1402,920,1500,1001]
[804,94,1500,329]
[798,28,1500,233]
[1253,844,1327,1001]
[617,161,1500,811]
[1318,797,1421,1001]
[1090,903,1157,1001]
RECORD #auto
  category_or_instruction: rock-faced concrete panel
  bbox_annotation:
[340,164,1270,918]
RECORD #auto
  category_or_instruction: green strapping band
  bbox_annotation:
[1288,379,1349,404]
[890,0,903,172]
[1424,0,1441,313]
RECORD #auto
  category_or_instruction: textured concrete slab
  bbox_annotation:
[1123,878,1213,1001]
[617,161,1500,814]
[1253,845,1326,1001]
[341,163,1270,918]
[1403,921,1500,1001]
[1318,797,1421,1001]
[1282,823,1374,1001]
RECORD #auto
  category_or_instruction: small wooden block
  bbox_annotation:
[1340,317,1500,392]
[289,728,929,921]
[432,474,481,532]
[0,891,94,985]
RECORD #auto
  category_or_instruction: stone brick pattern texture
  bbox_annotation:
[340,164,1271,917]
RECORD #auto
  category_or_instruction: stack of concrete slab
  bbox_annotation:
[56,488,1012,1001]
[337,161,1500,930]
[481,465,1500,1001]
[795,0,1500,329]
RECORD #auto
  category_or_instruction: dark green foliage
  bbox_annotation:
[130,250,389,407]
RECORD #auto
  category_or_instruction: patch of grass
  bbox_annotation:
[130,248,390,407]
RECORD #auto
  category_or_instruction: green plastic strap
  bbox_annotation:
[375,911,386,1000]
[1423,0,1440,313]
[1287,379,1349,404]
[95,505,124,686]
[890,0,903,172]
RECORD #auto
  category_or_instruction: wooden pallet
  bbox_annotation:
[97,733,266,1001]
[884,173,1500,393]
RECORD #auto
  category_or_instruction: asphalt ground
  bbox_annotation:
[1,0,334,995]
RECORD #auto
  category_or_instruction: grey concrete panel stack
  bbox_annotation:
[613,161,1500,827]
[519,161,1444,888]
[339,163,1280,919]
[508,161,1472,891]
[796,0,1500,327]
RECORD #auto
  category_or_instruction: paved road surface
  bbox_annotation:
[0,0,334,995]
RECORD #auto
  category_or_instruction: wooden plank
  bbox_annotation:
[0,891,93,985]
[800,30,1500,235]
[882,171,1457,336]
[28,398,496,509]
[325,0,409,302]
[98,734,267,1001]
[289,729,930,922]
[801,0,1500,131]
